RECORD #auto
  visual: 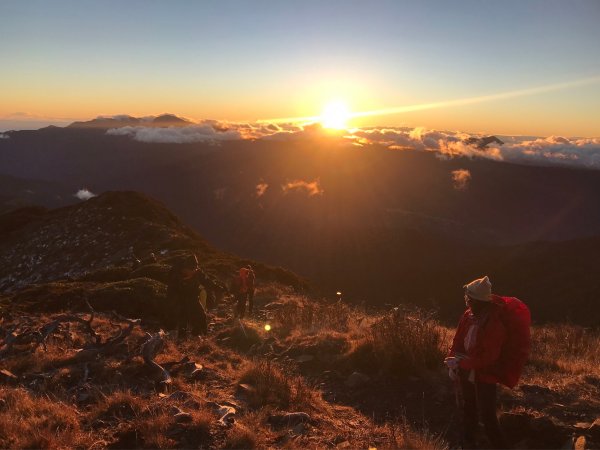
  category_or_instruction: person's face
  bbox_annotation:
[465,294,487,314]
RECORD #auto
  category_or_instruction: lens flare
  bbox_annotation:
[320,100,350,129]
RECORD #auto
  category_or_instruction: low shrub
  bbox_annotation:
[363,308,443,377]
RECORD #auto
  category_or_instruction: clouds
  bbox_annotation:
[451,169,471,190]
[256,182,269,197]
[352,127,600,169]
[107,123,242,143]
[74,189,96,200]
[0,133,8,139]
[102,116,600,170]
[497,136,600,169]
[282,179,324,196]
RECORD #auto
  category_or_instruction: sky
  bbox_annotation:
[1,0,599,136]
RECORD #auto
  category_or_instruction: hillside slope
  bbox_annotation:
[0,191,304,295]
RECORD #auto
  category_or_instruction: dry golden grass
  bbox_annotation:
[339,307,445,377]
[528,323,600,376]
[0,387,88,449]
[271,296,354,336]
[223,423,259,449]
[238,359,321,412]
[4,285,600,450]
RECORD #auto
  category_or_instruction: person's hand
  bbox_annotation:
[444,356,459,370]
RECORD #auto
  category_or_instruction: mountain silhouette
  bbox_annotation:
[66,114,192,129]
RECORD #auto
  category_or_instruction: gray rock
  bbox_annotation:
[345,371,370,389]
[217,406,236,417]
[164,391,195,402]
[174,411,193,423]
[296,354,315,363]
[293,423,307,435]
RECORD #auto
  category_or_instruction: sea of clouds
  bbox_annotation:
[104,118,600,170]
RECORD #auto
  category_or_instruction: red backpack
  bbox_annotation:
[491,295,531,388]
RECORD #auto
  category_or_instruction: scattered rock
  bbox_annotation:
[164,391,195,402]
[345,371,370,389]
[184,362,203,379]
[296,354,315,363]
[174,411,193,423]
[217,405,236,417]
[0,369,18,383]
[589,419,600,440]
[520,383,552,395]
[292,422,307,435]
[237,383,256,395]
[269,411,311,426]
[336,441,351,448]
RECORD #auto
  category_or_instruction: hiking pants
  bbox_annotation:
[460,377,508,449]
[235,292,248,318]
[177,299,207,336]
[248,288,255,314]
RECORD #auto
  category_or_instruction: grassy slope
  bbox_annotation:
[2,282,599,449]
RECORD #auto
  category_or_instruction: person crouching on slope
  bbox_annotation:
[445,276,509,449]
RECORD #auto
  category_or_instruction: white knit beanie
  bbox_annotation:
[464,275,492,302]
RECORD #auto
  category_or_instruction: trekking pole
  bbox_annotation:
[237,318,247,339]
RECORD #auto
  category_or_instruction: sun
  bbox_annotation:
[320,100,351,129]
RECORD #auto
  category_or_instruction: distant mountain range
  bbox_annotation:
[1,118,600,324]
[66,113,193,129]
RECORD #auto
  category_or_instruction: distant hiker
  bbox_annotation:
[444,275,531,449]
[232,265,255,318]
[167,254,210,337]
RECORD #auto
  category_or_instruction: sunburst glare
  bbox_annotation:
[320,100,351,129]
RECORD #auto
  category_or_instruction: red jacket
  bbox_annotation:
[449,301,507,385]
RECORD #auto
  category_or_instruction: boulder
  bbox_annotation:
[345,371,370,389]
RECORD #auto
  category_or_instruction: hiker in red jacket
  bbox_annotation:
[232,265,257,318]
[445,276,510,449]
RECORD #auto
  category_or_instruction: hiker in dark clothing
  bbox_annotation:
[445,276,510,449]
[232,270,248,318]
[167,254,209,337]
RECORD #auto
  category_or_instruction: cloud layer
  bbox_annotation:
[107,123,241,143]
[103,117,600,170]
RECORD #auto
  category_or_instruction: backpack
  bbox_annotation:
[491,295,531,388]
